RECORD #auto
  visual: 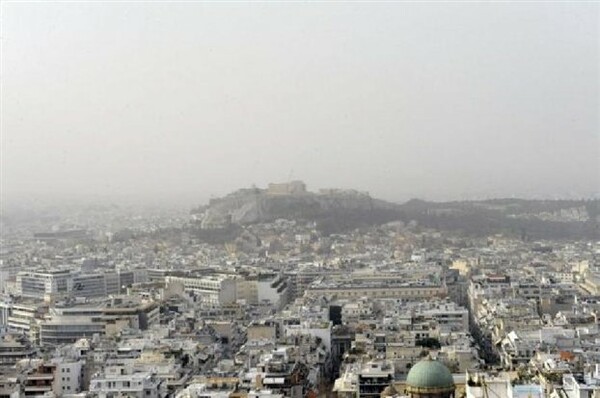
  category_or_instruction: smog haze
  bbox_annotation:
[2,2,598,206]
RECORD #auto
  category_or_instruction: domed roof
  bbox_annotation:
[406,359,454,390]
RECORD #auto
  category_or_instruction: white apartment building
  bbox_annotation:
[417,301,469,332]
[284,320,332,351]
[0,297,48,343]
[53,358,84,395]
[165,274,237,306]
[90,366,167,398]
[466,370,545,398]
[466,371,513,398]
[560,365,600,398]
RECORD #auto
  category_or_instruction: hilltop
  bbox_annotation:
[190,182,599,240]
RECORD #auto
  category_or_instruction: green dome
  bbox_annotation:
[406,359,454,390]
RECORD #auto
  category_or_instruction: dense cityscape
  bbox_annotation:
[0,182,598,398]
[2,1,598,398]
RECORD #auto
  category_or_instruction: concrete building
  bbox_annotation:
[238,273,291,310]
[559,367,600,398]
[90,367,167,398]
[22,362,56,397]
[165,274,237,306]
[40,316,105,347]
[16,269,136,300]
[53,358,84,395]
[0,374,21,398]
[0,334,36,366]
[72,272,114,298]
[305,280,446,301]
[465,370,544,398]
[358,361,394,398]
[284,321,332,352]
[37,296,159,346]
[102,298,160,334]
[17,270,72,300]
[0,298,48,343]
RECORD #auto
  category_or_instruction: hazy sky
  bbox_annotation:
[2,2,599,205]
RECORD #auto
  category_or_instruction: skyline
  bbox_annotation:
[2,2,599,206]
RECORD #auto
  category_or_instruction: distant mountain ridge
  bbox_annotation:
[398,197,599,240]
[191,183,599,240]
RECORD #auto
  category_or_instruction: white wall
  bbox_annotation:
[54,360,84,395]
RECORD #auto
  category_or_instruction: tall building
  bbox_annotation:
[17,270,72,299]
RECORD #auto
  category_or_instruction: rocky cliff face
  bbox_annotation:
[191,187,598,239]
[194,188,395,226]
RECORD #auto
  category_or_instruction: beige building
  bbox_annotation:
[247,322,277,342]
[305,282,446,300]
